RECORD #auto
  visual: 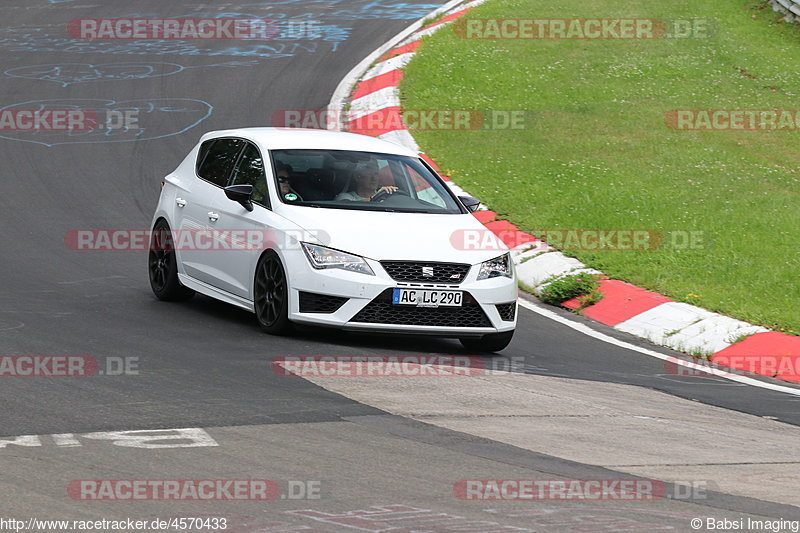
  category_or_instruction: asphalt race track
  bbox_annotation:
[1,1,799,531]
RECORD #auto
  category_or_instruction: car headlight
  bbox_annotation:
[477,253,513,280]
[301,243,375,276]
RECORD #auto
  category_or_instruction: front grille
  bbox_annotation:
[380,261,471,284]
[351,289,491,328]
[496,302,516,321]
[298,291,348,314]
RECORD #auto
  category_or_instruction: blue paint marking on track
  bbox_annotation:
[241,0,443,19]
[0,28,335,59]
[0,98,213,147]
[7,1,438,59]
[5,61,259,87]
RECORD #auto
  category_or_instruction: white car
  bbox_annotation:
[149,128,517,352]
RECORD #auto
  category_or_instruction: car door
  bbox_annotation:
[177,137,245,287]
[205,141,282,299]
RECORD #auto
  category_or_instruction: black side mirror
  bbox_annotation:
[458,195,481,213]
[225,184,254,212]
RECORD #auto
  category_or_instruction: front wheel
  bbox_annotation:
[148,220,194,301]
[459,330,514,353]
[254,250,292,335]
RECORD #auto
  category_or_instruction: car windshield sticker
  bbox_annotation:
[284,193,298,201]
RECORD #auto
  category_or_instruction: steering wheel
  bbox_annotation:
[371,189,410,202]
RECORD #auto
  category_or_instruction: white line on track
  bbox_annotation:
[517,298,800,397]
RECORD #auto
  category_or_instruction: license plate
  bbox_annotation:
[392,288,463,308]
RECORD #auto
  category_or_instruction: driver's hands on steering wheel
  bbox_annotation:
[370,186,399,201]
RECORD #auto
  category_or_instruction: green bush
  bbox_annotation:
[539,273,602,306]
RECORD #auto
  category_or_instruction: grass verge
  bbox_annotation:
[402,0,800,334]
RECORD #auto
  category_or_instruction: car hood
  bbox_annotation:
[277,206,508,265]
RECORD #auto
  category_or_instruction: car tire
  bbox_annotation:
[459,330,514,353]
[254,250,293,335]
[148,219,195,301]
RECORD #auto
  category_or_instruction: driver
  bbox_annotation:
[335,162,398,201]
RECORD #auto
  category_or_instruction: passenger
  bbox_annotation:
[276,162,303,202]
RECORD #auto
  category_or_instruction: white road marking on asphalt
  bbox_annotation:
[517,298,800,397]
[51,433,81,447]
[80,428,218,448]
[0,435,40,448]
[0,428,217,449]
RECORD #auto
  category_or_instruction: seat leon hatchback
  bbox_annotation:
[149,128,517,352]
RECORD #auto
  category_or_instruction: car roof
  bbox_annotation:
[199,127,418,157]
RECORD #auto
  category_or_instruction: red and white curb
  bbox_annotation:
[327,1,800,384]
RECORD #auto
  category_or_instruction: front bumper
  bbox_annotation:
[284,254,517,336]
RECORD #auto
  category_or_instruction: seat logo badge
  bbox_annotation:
[450,273,461,279]
[422,266,434,277]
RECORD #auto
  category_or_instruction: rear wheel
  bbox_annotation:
[254,251,292,335]
[148,220,194,301]
[459,330,514,353]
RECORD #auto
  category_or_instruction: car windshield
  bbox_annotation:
[270,149,464,214]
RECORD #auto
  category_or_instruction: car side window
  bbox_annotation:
[196,138,245,187]
[229,142,268,207]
